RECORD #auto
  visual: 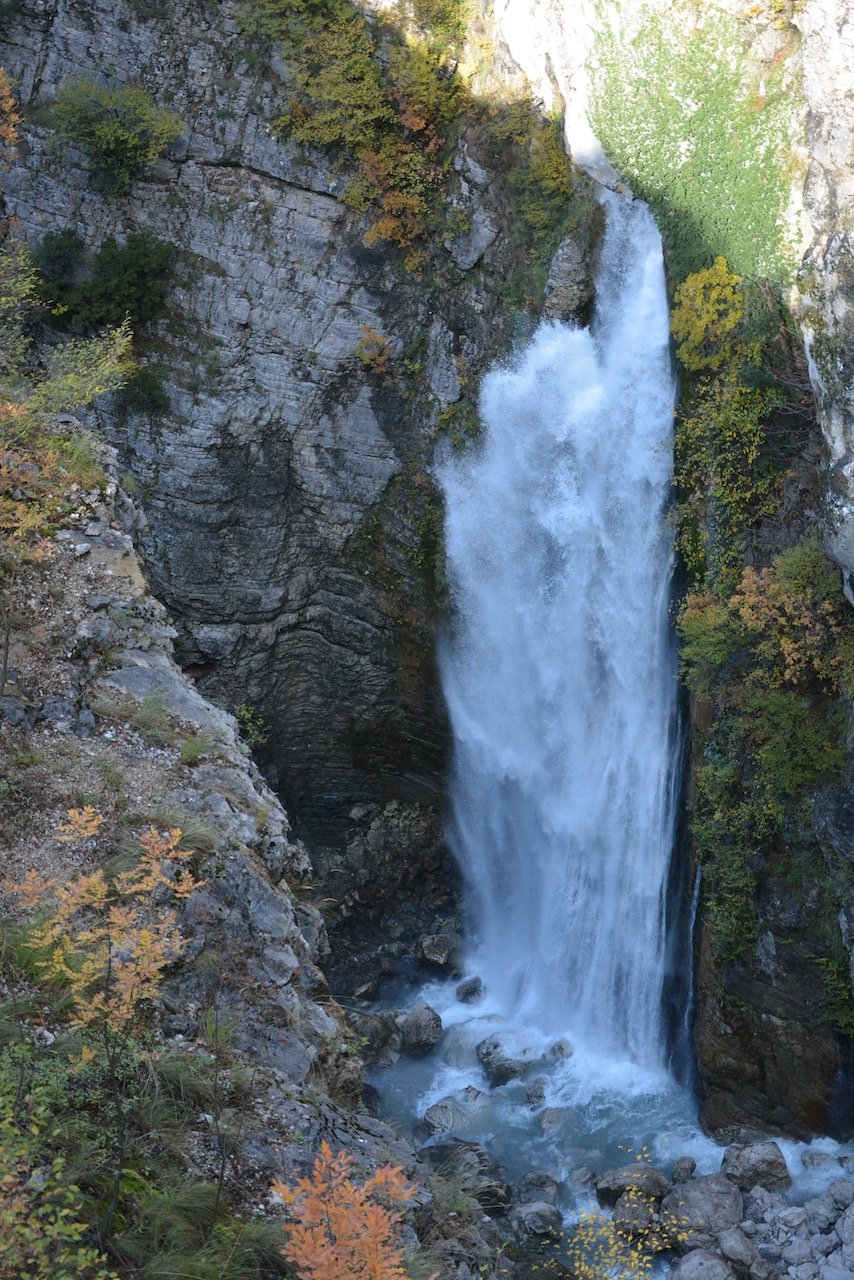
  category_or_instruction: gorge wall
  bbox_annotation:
[1,0,598,847]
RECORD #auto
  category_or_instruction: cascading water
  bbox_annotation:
[372,190,854,1203]
[374,193,717,1183]
[439,190,679,1068]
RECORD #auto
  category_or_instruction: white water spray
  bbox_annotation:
[438,193,678,1067]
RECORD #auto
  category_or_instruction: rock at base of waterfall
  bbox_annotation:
[673,1155,698,1183]
[455,975,484,1003]
[418,1086,488,1139]
[596,1163,671,1206]
[525,1076,546,1106]
[568,1165,597,1189]
[516,1171,560,1206]
[512,1200,562,1238]
[720,1142,792,1192]
[400,1002,443,1056]
[538,1108,568,1135]
[717,1225,759,1273]
[670,1250,736,1280]
[662,1175,744,1252]
[476,1035,544,1086]
[419,930,463,974]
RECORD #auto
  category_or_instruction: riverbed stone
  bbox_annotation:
[455,976,483,1003]
[512,1200,562,1238]
[476,1036,543,1086]
[718,1225,759,1274]
[596,1163,671,1206]
[516,1171,559,1206]
[400,1002,443,1056]
[662,1175,744,1252]
[721,1142,792,1192]
[671,1251,736,1280]
[674,1156,698,1183]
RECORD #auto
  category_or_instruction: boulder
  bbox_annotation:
[538,1108,568,1135]
[613,1188,654,1237]
[418,1087,488,1138]
[525,1076,546,1106]
[400,1002,442,1056]
[718,1226,759,1275]
[662,1175,743,1251]
[671,1251,736,1280]
[455,976,483,1003]
[476,1036,542,1086]
[512,1200,562,1238]
[673,1156,698,1183]
[596,1163,671,1206]
[516,1171,560,1206]
[419,931,462,974]
[720,1142,791,1192]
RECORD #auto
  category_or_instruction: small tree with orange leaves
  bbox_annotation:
[272,1141,415,1280]
[5,806,203,1240]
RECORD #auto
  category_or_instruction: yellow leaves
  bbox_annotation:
[55,804,105,842]
[273,1141,415,1280]
[8,811,203,1035]
[671,256,744,372]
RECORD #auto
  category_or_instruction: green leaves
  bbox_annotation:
[50,80,184,195]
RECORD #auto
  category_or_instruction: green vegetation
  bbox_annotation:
[50,79,184,195]
[238,0,582,280]
[679,540,853,962]
[591,5,794,284]
[0,812,283,1278]
[33,229,176,333]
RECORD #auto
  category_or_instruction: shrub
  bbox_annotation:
[34,229,176,332]
[0,66,21,167]
[671,257,745,372]
[51,79,183,194]
[0,1119,118,1280]
[272,1141,414,1280]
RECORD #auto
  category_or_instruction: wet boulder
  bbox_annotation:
[417,1087,488,1139]
[720,1142,791,1192]
[596,1163,671,1206]
[670,1251,736,1280]
[673,1156,697,1183]
[456,976,484,1003]
[517,1171,560,1206]
[476,1035,543,1086]
[662,1175,743,1252]
[512,1200,562,1239]
[400,1002,443,1056]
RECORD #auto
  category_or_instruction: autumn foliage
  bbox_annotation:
[5,807,202,1034]
[273,1142,415,1280]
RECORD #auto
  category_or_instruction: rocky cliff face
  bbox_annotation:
[2,0,597,846]
[794,0,854,589]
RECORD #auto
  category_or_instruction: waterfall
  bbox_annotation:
[438,192,679,1069]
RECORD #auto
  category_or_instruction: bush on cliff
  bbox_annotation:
[50,79,183,195]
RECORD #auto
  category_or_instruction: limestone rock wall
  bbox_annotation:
[3,0,599,844]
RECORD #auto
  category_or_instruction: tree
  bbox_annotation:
[50,79,183,195]
[671,255,744,371]
[272,1141,415,1280]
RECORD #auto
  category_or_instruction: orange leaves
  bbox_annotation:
[55,804,105,842]
[6,810,203,1034]
[273,1142,415,1280]
[0,68,21,168]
